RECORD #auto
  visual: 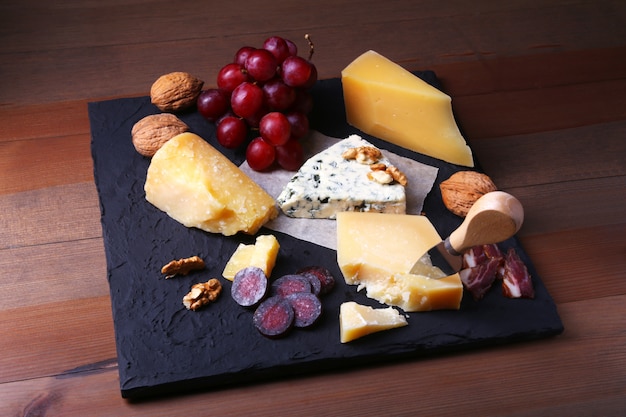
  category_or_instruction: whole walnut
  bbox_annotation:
[440,171,497,217]
[131,113,189,157]
[150,71,204,112]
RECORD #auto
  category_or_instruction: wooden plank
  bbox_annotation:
[510,176,626,235]
[0,296,117,384]
[470,120,626,188]
[0,182,101,250]
[455,78,626,139]
[0,295,624,416]
[0,0,603,54]
[0,238,108,311]
[1,1,625,106]
[520,223,626,304]
[0,134,94,195]
[0,101,91,142]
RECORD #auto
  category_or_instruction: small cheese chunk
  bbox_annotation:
[340,301,408,343]
[276,134,406,219]
[222,235,280,281]
[145,132,278,236]
[336,212,463,311]
[341,50,474,167]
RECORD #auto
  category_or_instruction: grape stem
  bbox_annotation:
[305,34,314,61]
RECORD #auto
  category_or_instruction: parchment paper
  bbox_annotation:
[240,130,439,250]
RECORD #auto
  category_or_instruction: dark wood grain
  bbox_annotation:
[1,0,624,415]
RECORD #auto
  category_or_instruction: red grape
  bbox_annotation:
[259,112,291,146]
[262,78,296,111]
[197,89,229,122]
[245,49,278,82]
[285,38,298,56]
[231,82,264,119]
[216,116,248,149]
[217,63,249,92]
[275,138,304,171]
[263,36,291,64]
[234,46,256,67]
[281,56,312,87]
[246,137,276,171]
[303,62,318,89]
[285,111,309,140]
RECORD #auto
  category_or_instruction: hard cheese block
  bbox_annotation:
[145,132,278,236]
[340,301,408,343]
[341,50,474,167]
[276,134,406,219]
[336,212,463,311]
[222,234,280,281]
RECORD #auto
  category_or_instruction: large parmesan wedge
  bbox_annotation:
[145,132,278,236]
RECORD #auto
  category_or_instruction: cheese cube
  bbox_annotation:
[336,212,463,311]
[340,301,408,343]
[145,132,278,236]
[222,234,280,281]
[341,50,474,167]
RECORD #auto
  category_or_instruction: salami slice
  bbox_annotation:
[231,266,268,307]
[285,292,322,328]
[296,266,335,295]
[253,295,295,338]
[271,274,312,297]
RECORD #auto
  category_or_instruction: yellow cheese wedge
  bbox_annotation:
[336,212,463,311]
[340,301,408,343]
[222,234,280,281]
[145,132,278,236]
[341,50,474,167]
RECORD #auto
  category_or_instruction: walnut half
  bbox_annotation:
[161,255,205,279]
[183,279,223,311]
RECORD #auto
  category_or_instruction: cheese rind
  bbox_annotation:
[276,134,406,219]
[341,50,474,167]
[222,235,280,281]
[145,132,278,236]
[340,301,408,343]
[336,212,463,311]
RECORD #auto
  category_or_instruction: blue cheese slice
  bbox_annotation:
[276,135,406,219]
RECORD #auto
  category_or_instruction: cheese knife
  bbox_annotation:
[410,191,524,277]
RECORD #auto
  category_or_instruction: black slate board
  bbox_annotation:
[89,72,563,400]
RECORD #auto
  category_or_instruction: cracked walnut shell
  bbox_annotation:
[440,171,497,217]
[131,113,189,157]
[150,71,204,112]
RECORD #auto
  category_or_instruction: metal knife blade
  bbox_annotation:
[410,238,462,277]
[409,191,524,278]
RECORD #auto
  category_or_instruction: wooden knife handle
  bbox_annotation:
[446,191,524,255]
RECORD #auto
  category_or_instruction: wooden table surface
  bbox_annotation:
[1,0,625,415]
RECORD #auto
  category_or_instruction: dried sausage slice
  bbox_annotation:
[253,295,295,338]
[231,266,268,307]
[296,266,336,295]
[285,292,322,328]
[271,274,312,297]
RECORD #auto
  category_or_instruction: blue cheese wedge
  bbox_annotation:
[276,135,406,219]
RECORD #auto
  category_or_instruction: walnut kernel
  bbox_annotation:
[161,255,205,279]
[183,278,222,311]
[342,146,382,164]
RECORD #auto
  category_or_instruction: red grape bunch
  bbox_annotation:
[197,35,318,171]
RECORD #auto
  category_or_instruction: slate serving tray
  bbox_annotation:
[89,72,563,400]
